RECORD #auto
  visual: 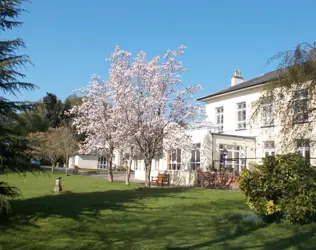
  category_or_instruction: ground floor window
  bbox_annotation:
[154,159,159,170]
[190,143,201,170]
[71,156,75,165]
[134,159,143,170]
[263,141,275,157]
[167,149,181,170]
[296,139,310,163]
[219,144,245,172]
[97,156,108,169]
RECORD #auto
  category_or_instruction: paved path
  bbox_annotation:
[40,166,144,183]
[90,173,144,183]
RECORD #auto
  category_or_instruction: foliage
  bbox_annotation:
[251,41,316,151]
[56,126,78,172]
[0,181,20,215]
[27,129,63,172]
[27,126,78,173]
[106,46,204,187]
[1,173,316,249]
[62,94,83,127]
[17,102,49,134]
[42,92,64,128]
[71,76,117,182]
[196,169,238,189]
[238,153,316,224]
[0,0,36,212]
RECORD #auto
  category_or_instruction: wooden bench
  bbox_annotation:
[72,166,80,175]
[151,173,170,186]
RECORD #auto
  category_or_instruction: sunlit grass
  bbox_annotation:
[0,172,315,250]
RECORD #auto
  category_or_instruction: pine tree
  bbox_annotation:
[0,0,36,213]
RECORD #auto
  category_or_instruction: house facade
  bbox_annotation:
[134,69,315,185]
[68,150,123,170]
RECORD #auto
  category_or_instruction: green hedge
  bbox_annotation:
[238,153,316,224]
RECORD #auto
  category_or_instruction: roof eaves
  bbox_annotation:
[197,82,265,102]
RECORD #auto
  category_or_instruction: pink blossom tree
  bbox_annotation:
[71,76,118,182]
[107,45,204,187]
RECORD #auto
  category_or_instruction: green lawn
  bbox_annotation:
[0,173,316,250]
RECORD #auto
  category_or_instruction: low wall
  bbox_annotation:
[167,170,197,186]
[134,170,159,181]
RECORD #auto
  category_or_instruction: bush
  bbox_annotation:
[197,169,238,189]
[238,153,316,224]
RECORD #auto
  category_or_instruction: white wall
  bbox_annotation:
[205,86,263,138]
[204,84,316,162]
[204,86,282,160]
[68,155,98,169]
[68,149,123,170]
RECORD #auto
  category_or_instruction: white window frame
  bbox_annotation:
[190,143,201,170]
[135,159,142,170]
[263,141,275,157]
[215,106,224,132]
[261,96,274,127]
[167,149,181,170]
[154,159,159,170]
[294,89,308,123]
[296,139,310,162]
[135,159,139,170]
[219,144,245,172]
[97,156,108,169]
[237,102,247,130]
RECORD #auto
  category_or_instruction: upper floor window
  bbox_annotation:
[261,96,274,127]
[237,102,246,130]
[167,149,181,170]
[296,139,310,163]
[263,141,275,157]
[190,143,201,170]
[215,107,224,132]
[294,89,308,123]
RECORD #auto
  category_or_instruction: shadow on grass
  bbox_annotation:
[1,187,188,227]
[1,187,316,250]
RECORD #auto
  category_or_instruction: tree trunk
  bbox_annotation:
[144,159,152,188]
[51,161,56,173]
[108,156,113,182]
[126,157,132,185]
[65,159,69,176]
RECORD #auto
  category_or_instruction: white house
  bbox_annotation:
[68,150,123,170]
[134,69,315,185]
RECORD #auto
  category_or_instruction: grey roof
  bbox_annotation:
[197,69,281,101]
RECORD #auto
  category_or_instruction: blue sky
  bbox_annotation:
[6,0,316,101]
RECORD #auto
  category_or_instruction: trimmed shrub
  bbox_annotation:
[238,153,316,224]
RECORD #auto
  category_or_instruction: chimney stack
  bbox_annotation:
[231,69,244,87]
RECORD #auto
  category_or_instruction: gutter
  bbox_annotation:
[197,83,265,102]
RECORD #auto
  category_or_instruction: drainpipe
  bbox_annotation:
[211,131,214,169]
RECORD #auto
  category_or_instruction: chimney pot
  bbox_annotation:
[231,69,244,86]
